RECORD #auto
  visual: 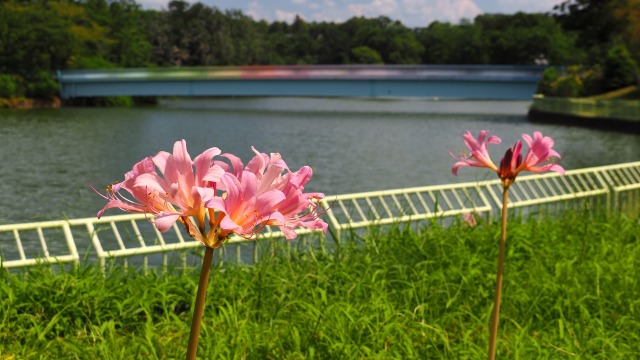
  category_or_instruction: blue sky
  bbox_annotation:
[138,0,566,28]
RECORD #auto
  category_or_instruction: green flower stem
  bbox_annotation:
[186,246,214,360]
[488,187,509,360]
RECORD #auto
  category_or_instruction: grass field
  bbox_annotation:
[1,210,639,359]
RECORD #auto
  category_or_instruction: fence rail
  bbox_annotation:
[1,161,639,270]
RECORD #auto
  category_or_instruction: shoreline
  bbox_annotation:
[0,97,61,109]
[528,95,640,133]
[528,108,640,133]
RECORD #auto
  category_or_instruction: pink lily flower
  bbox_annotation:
[206,148,327,240]
[517,131,565,175]
[451,130,564,187]
[450,130,502,175]
[270,165,328,239]
[95,141,328,360]
[95,140,224,244]
[96,141,327,247]
[497,132,565,186]
[450,130,564,360]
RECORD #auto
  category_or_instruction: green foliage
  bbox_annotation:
[553,75,583,97]
[538,65,607,97]
[537,67,560,94]
[1,211,639,358]
[475,12,584,65]
[0,2,74,76]
[420,21,489,64]
[350,46,384,64]
[552,0,624,62]
[342,17,423,65]
[25,71,59,99]
[0,74,19,98]
[105,96,134,107]
[603,44,639,91]
[1,0,637,101]
[69,56,117,70]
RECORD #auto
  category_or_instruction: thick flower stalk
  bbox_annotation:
[95,140,327,360]
[451,130,564,360]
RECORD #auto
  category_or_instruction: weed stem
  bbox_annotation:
[488,187,509,360]
[186,246,214,360]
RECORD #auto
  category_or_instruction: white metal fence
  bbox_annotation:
[1,161,639,270]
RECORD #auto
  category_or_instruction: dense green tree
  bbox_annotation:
[105,0,151,67]
[350,46,384,64]
[341,16,422,64]
[0,2,74,75]
[224,10,275,65]
[311,22,350,64]
[552,0,622,62]
[602,44,639,91]
[286,16,318,64]
[475,12,583,65]
[1,0,635,99]
[0,74,18,98]
[612,0,640,62]
[419,21,488,64]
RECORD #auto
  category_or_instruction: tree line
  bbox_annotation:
[0,0,638,100]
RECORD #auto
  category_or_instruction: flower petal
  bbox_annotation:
[155,212,181,232]
[194,147,222,184]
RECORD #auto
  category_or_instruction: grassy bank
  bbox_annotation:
[1,211,639,359]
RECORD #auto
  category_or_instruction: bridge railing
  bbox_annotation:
[57,65,545,100]
[58,65,545,82]
[1,161,639,270]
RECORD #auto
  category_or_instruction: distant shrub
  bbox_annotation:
[350,46,384,64]
[26,71,59,99]
[536,67,560,95]
[69,56,117,69]
[0,74,18,98]
[579,64,605,95]
[105,96,134,107]
[603,44,639,92]
[552,76,583,97]
[539,65,609,97]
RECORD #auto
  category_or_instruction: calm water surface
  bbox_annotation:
[1,97,638,225]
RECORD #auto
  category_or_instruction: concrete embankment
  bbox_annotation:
[528,95,640,133]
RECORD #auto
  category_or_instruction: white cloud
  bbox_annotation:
[309,1,346,23]
[276,9,305,22]
[347,0,399,17]
[134,0,166,10]
[247,1,270,20]
[494,0,564,13]
[140,0,565,27]
[402,0,482,25]
[305,0,481,27]
[311,12,346,23]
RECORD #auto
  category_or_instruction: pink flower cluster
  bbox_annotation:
[451,130,565,187]
[95,140,327,248]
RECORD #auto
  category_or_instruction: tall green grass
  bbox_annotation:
[1,210,639,359]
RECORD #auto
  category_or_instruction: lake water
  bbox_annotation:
[1,97,638,225]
